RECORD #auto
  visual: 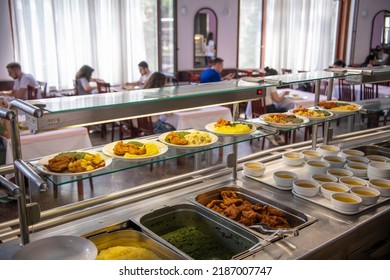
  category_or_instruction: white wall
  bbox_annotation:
[177,0,238,70]
[352,0,389,64]
[0,1,14,80]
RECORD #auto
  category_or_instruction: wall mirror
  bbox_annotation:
[194,8,217,68]
[370,10,390,56]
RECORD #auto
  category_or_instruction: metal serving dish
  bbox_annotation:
[135,203,261,260]
[354,145,390,157]
[88,229,186,260]
[188,186,316,239]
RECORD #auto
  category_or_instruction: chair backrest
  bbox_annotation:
[363,84,375,100]
[27,85,38,100]
[37,81,47,98]
[251,98,267,118]
[315,80,329,95]
[136,117,154,136]
[339,80,355,101]
[73,79,79,95]
[281,68,292,74]
[188,72,200,84]
[96,82,111,93]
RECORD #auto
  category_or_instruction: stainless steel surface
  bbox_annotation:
[346,66,390,84]
[135,203,261,260]
[13,160,47,191]
[249,223,299,237]
[0,176,21,197]
[89,229,186,260]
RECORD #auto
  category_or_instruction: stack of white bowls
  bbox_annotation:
[367,161,390,180]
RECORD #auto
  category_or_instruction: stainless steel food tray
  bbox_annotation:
[133,203,262,260]
[187,185,317,239]
[89,229,186,260]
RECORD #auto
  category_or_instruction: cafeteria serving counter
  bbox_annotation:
[1,126,390,260]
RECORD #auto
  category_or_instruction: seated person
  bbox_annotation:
[125,61,153,89]
[200,57,234,83]
[0,98,10,139]
[360,54,377,67]
[333,59,346,68]
[264,67,293,112]
[142,72,175,133]
[75,65,103,95]
[6,62,39,100]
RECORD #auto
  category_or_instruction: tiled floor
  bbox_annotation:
[0,117,365,224]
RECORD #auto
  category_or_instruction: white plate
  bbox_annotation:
[12,235,97,260]
[35,151,112,176]
[102,140,168,161]
[259,113,310,128]
[158,130,218,148]
[317,101,362,114]
[288,108,334,120]
[205,122,257,136]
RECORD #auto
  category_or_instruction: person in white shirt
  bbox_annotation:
[126,61,153,88]
[6,62,39,100]
[75,65,104,95]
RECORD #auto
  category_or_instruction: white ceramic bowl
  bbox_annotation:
[317,145,340,157]
[323,156,346,168]
[339,176,368,188]
[273,171,298,188]
[306,160,330,176]
[302,150,323,161]
[282,152,304,166]
[327,168,354,180]
[366,155,389,162]
[311,173,338,184]
[293,179,320,197]
[331,193,362,212]
[320,182,350,200]
[350,186,380,205]
[340,149,365,159]
[369,178,390,197]
[346,156,370,164]
[243,161,266,177]
[367,161,390,180]
[344,162,368,178]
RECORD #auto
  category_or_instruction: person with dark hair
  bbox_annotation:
[200,57,234,83]
[6,62,39,100]
[333,59,346,68]
[126,61,153,88]
[204,32,216,64]
[75,65,103,95]
[360,54,377,67]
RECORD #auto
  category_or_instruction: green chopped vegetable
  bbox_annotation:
[57,151,91,159]
[126,141,144,147]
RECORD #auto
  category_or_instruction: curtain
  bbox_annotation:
[10,0,157,90]
[264,0,338,73]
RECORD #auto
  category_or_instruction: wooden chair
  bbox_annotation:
[281,68,292,74]
[136,117,154,136]
[96,82,111,93]
[27,85,38,100]
[338,79,356,101]
[362,84,377,100]
[188,72,200,84]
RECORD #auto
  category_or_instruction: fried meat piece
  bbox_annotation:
[113,141,146,156]
[214,118,231,127]
[44,155,75,173]
[317,101,337,109]
[165,132,188,145]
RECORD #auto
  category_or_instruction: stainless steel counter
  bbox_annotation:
[1,127,390,260]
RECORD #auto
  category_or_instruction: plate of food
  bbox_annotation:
[158,130,218,148]
[35,151,112,176]
[102,140,168,161]
[317,101,362,114]
[288,107,334,120]
[205,118,257,136]
[259,113,309,128]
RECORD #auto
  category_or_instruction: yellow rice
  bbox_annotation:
[96,246,160,260]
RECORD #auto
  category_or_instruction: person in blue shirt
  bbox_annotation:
[200,57,234,83]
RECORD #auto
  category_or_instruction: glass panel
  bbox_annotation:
[38,81,281,113]
[238,0,262,69]
[358,98,390,112]
[160,0,174,74]
[34,128,277,185]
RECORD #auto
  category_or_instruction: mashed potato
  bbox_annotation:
[214,123,251,134]
[96,246,160,260]
[184,131,213,145]
[124,143,159,158]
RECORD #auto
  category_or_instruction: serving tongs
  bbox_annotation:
[233,225,299,260]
